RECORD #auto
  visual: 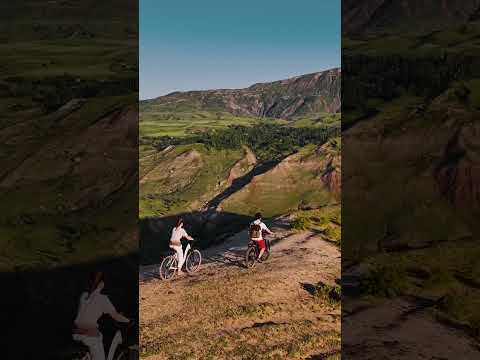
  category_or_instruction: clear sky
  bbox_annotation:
[140,0,340,100]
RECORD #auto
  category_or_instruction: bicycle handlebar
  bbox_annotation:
[116,319,135,330]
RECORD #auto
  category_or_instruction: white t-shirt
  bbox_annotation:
[170,226,188,246]
[250,219,271,240]
[74,286,116,329]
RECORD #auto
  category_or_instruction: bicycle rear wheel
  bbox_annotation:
[245,247,257,268]
[185,249,202,273]
[159,255,177,280]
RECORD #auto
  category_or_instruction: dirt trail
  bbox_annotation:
[139,220,341,359]
[343,298,480,359]
[342,265,480,359]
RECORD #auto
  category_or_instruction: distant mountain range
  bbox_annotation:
[343,0,480,35]
[141,68,341,119]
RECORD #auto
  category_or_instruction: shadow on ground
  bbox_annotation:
[140,211,253,265]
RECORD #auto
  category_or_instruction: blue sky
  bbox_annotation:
[140,0,340,99]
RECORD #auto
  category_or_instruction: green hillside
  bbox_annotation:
[139,115,340,218]
[0,0,138,271]
[140,144,245,218]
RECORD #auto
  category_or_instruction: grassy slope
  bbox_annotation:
[139,137,340,220]
[291,113,341,128]
[343,23,480,335]
[140,110,268,137]
[344,22,480,57]
[0,95,138,270]
[139,100,338,138]
[221,140,340,218]
[140,224,341,360]
[0,6,137,270]
[291,206,341,245]
[139,144,245,218]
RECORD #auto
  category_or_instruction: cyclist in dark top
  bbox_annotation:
[249,212,273,260]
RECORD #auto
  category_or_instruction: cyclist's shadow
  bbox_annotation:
[205,248,247,268]
[139,264,162,283]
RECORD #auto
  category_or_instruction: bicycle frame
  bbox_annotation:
[75,329,122,360]
[183,243,191,259]
[169,242,191,269]
[106,330,123,360]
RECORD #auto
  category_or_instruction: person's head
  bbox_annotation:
[88,271,104,294]
[175,217,184,229]
[255,212,262,221]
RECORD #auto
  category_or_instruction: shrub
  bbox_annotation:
[438,288,480,335]
[324,226,341,244]
[292,216,312,230]
[361,263,409,298]
[424,266,455,288]
[315,282,341,304]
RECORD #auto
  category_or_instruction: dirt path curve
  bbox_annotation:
[139,220,341,359]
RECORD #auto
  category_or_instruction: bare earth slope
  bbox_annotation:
[140,220,341,359]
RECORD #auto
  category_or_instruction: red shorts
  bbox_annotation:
[256,239,266,250]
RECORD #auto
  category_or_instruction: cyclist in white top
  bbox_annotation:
[170,218,194,275]
[72,271,130,360]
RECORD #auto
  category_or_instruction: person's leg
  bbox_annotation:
[75,334,105,360]
[257,240,265,260]
[89,335,106,360]
[173,245,184,273]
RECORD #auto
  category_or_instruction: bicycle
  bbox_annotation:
[245,236,271,268]
[159,239,202,280]
[68,320,137,360]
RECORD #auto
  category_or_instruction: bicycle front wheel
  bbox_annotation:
[159,255,177,281]
[185,250,202,273]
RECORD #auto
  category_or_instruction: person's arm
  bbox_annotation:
[104,296,130,323]
[262,222,274,235]
[183,228,194,241]
[111,311,130,323]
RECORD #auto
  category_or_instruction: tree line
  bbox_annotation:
[142,123,340,161]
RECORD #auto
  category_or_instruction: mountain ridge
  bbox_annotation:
[141,68,341,119]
